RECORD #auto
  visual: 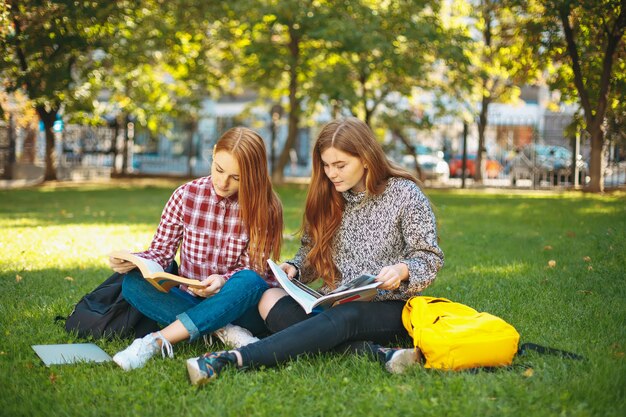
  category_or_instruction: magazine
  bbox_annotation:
[268,259,381,314]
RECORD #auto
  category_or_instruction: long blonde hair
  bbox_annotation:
[304,117,417,287]
[215,127,283,273]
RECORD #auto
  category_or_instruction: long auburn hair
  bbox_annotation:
[215,127,283,273]
[304,117,418,287]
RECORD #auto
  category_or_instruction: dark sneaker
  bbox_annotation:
[186,351,237,385]
[377,347,422,374]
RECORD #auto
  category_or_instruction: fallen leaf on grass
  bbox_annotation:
[610,343,624,358]
[523,368,534,377]
[583,256,591,262]
[587,266,593,271]
[566,231,576,238]
[543,245,553,251]
[548,260,556,268]
[577,290,593,295]
[64,276,74,282]
[15,275,23,283]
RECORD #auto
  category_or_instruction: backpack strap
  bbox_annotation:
[518,342,584,361]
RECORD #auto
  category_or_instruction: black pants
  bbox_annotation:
[239,297,410,368]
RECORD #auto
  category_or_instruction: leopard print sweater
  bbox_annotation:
[289,177,444,302]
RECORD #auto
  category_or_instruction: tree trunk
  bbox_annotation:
[586,128,605,192]
[558,2,624,193]
[35,106,58,181]
[186,119,197,178]
[392,128,424,181]
[121,114,130,175]
[364,106,373,127]
[273,95,299,184]
[272,26,301,185]
[476,94,489,184]
[110,117,120,175]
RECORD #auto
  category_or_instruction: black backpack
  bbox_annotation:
[64,270,162,339]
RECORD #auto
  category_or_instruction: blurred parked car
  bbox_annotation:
[448,154,503,179]
[508,144,587,185]
[401,145,450,183]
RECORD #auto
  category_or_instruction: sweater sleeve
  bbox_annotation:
[399,186,444,294]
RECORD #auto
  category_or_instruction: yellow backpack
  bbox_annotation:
[401,296,520,371]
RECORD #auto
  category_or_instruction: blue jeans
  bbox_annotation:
[121,269,269,342]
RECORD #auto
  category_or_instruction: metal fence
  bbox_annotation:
[2,119,624,189]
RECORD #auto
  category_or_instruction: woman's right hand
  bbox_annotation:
[279,262,298,280]
[108,256,136,274]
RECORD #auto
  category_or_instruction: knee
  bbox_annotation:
[258,288,289,320]
[321,302,364,324]
[121,270,148,295]
[229,269,269,291]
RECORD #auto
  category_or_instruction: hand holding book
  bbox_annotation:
[109,256,137,274]
[280,262,299,280]
[187,274,225,297]
[108,250,204,293]
[268,260,381,314]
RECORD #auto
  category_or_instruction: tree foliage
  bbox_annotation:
[312,1,457,124]
[212,0,331,183]
[0,0,131,180]
[445,0,540,182]
[526,0,625,192]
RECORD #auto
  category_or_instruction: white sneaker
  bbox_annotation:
[113,331,174,371]
[382,348,421,374]
[212,324,259,348]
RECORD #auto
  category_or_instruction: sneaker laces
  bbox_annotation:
[203,334,215,347]
[153,331,174,359]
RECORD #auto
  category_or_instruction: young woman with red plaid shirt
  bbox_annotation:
[110,127,283,371]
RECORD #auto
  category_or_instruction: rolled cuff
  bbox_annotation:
[177,311,200,341]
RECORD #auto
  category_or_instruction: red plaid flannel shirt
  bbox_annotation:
[135,176,276,287]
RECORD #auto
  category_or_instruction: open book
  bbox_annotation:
[108,250,204,293]
[268,259,381,314]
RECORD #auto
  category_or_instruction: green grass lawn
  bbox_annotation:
[1,180,624,417]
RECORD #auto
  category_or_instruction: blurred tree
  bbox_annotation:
[380,109,433,181]
[215,0,330,184]
[454,0,539,183]
[311,0,454,126]
[83,1,227,175]
[0,88,39,170]
[525,0,625,192]
[308,0,469,179]
[0,0,128,181]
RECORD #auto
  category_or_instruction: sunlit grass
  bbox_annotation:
[0,181,624,417]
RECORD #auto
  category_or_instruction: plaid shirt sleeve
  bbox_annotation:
[134,185,185,270]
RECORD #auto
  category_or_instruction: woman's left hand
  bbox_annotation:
[190,274,225,298]
[375,263,409,291]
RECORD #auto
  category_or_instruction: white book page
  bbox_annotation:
[136,256,165,275]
